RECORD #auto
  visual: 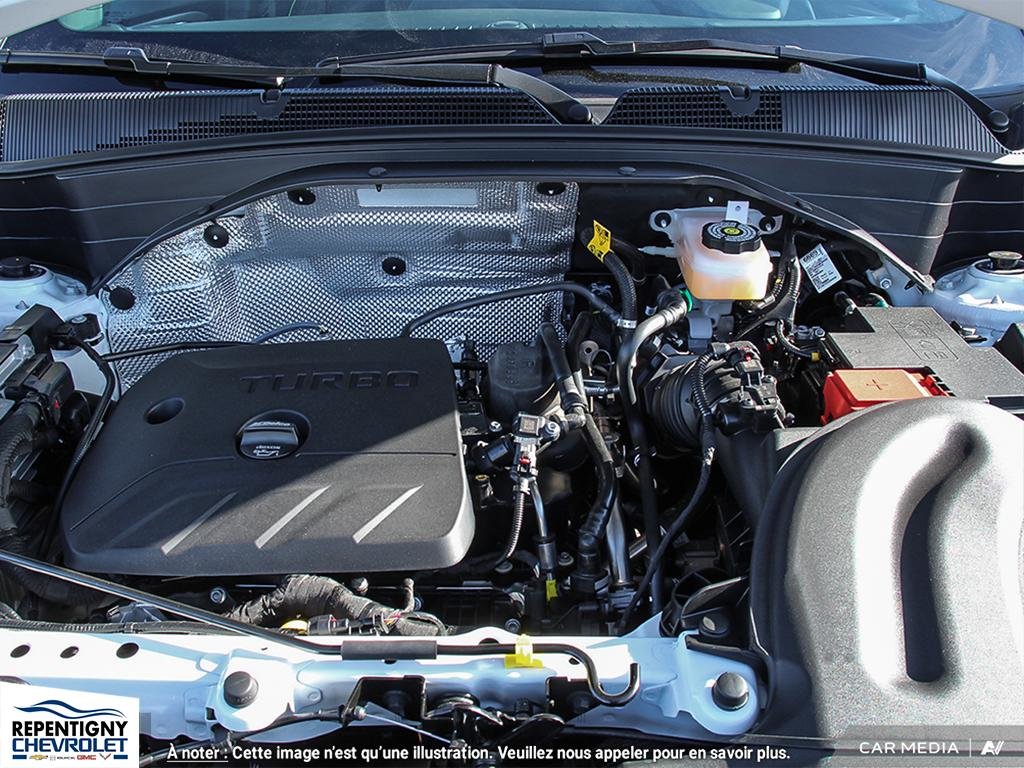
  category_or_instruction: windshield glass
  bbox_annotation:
[5,0,1023,91]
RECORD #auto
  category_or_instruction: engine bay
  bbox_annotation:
[0,175,1022,741]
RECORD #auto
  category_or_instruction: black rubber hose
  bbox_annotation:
[400,282,621,338]
[538,323,587,416]
[616,435,715,633]
[604,251,638,322]
[577,228,640,321]
[102,323,327,363]
[774,319,815,360]
[610,236,649,282]
[103,340,244,362]
[225,574,445,636]
[575,412,618,574]
[735,230,801,338]
[537,324,618,574]
[615,301,689,611]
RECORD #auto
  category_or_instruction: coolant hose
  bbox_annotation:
[225,574,445,636]
[616,300,689,611]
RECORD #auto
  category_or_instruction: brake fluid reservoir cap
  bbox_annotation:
[702,220,762,255]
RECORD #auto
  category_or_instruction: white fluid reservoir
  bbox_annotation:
[650,207,773,301]
[922,253,1024,345]
[0,259,110,393]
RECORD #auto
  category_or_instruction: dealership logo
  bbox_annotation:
[1,683,138,767]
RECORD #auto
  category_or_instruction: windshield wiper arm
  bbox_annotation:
[326,32,1007,135]
[539,32,1009,134]
[0,47,592,124]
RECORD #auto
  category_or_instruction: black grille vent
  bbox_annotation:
[0,100,7,163]
[605,86,783,131]
[605,85,1008,155]
[1,87,556,162]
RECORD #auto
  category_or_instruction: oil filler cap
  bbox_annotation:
[238,420,300,460]
[702,220,762,255]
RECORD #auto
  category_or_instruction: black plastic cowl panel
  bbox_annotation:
[750,398,1024,739]
[0,84,1017,164]
[605,85,1012,155]
[0,86,557,162]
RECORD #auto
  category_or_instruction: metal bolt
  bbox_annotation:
[489,420,503,433]
[349,576,369,595]
[879,277,893,290]
[543,421,561,440]
[209,587,227,605]
[558,552,574,568]
[504,618,522,634]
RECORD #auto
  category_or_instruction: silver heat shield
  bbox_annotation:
[103,181,579,387]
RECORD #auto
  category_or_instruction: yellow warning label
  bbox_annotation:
[587,220,612,262]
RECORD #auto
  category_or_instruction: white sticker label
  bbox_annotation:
[1,682,140,767]
[800,244,842,293]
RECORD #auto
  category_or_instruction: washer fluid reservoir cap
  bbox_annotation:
[702,220,762,255]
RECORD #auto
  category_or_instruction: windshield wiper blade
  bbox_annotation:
[538,32,1010,134]
[0,47,288,88]
[0,47,592,124]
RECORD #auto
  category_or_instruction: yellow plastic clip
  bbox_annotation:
[545,578,558,601]
[505,634,544,669]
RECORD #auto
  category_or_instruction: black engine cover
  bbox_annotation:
[61,339,474,576]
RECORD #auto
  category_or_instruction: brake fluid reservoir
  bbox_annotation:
[651,207,772,300]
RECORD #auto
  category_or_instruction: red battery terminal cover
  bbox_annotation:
[822,369,946,423]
